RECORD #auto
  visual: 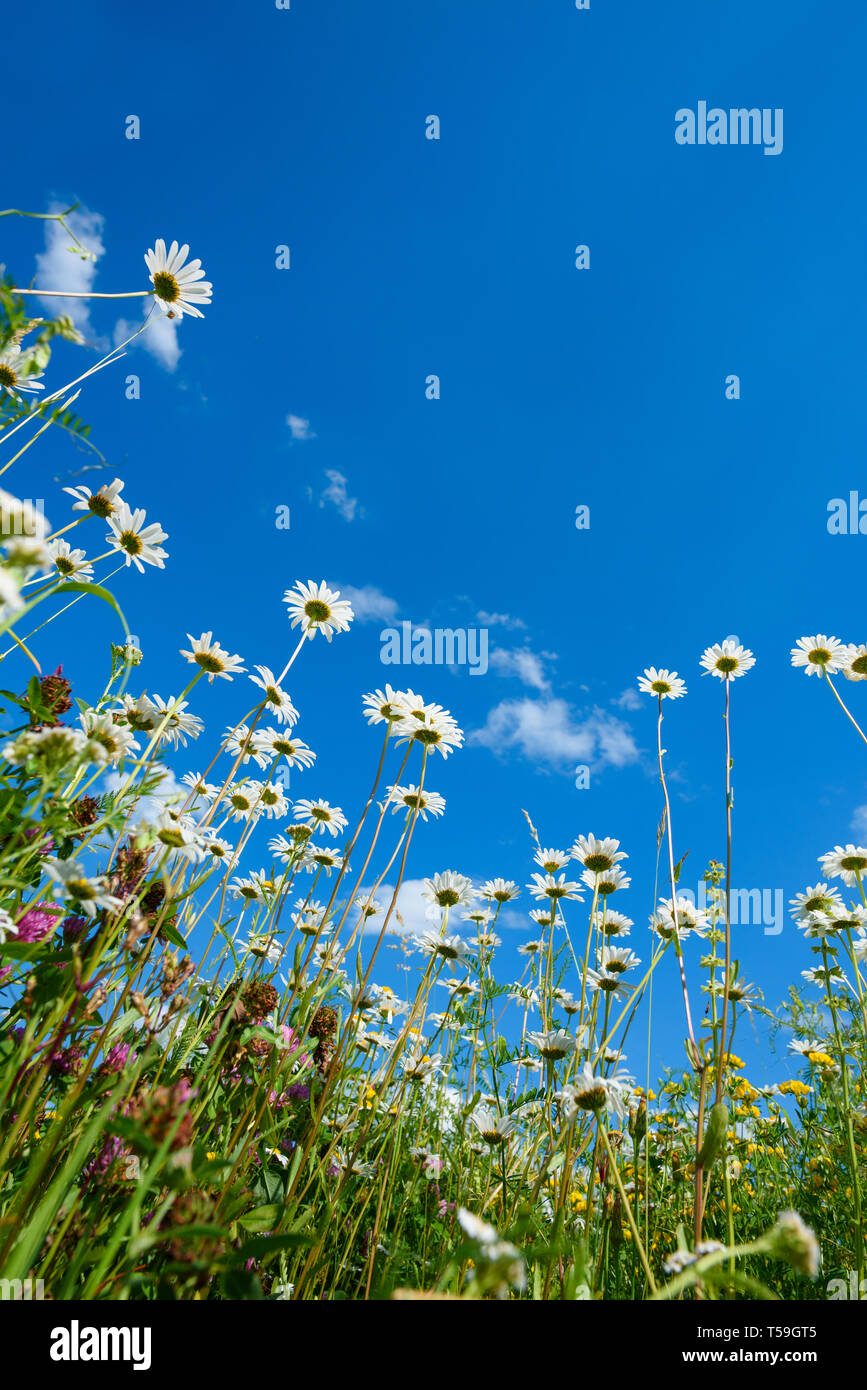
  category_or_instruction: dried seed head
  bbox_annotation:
[131,990,150,1021]
[70,795,100,832]
[32,666,73,725]
[241,981,279,1021]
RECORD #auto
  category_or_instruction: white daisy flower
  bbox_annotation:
[222,782,266,824]
[362,685,411,727]
[3,534,52,570]
[553,989,580,1016]
[818,844,867,886]
[457,1208,499,1245]
[201,834,233,862]
[527,872,583,903]
[144,238,212,319]
[385,784,445,820]
[600,909,633,937]
[293,798,347,837]
[79,710,139,766]
[304,843,344,874]
[0,344,45,399]
[526,1029,576,1061]
[469,1109,516,1146]
[833,905,867,931]
[148,694,204,747]
[708,976,762,1010]
[585,966,632,999]
[571,834,628,873]
[107,502,168,572]
[766,1211,821,1279]
[152,809,206,864]
[3,725,86,769]
[840,643,867,682]
[223,722,270,768]
[64,477,124,518]
[400,1052,442,1083]
[393,707,464,760]
[650,895,709,941]
[638,667,687,699]
[795,911,841,941]
[422,870,475,910]
[250,783,288,820]
[790,635,845,677]
[413,931,469,964]
[789,883,844,920]
[463,906,493,926]
[529,908,556,927]
[248,666,298,725]
[558,1061,630,1120]
[517,938,544,956]
[267,833,302,865]
[0,569,23,615]
[480,878,520,903]
[437,977,478,999]
[470,930,501,951]
[230,875,268,904]
[802,966,844,988]
[0,908,19,945]
[48,538,94,581]
[583,865,630,896]
[252,728,316,768]
[180,632,246,682]
[700,640,756,680]
[44,858,123,918]
[601,945,641,974]
[788,1037,826,1057]
[240,933,282,963]
[533,846,572,873]
[283,579,354,641]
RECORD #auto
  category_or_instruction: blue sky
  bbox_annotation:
[4,0,867,1087]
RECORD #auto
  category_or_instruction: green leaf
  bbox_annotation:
[238,1232,316,1262]
[238,1204,281,1233]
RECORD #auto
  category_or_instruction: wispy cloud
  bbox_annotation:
[35,204,105,334]
[114,311,181,372]
[287,413,316,441]
[852,804,867,837]
[613,687,642,711]
[361,879,432,936]
[103,765,183,823]
[337,583,400,623]
[477,610,527,631]
[316,469,361,522]
[489,646,551,692]
[470,697,639,774]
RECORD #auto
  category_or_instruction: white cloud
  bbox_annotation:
[337,583,400,623]
[852,805,867,837]
[477,610,527,631]
[317,469,360,521]
[35,204,105,334]
[114,311,181,372]
[469,697,639,773]
[141,313,181,371]
[103,765,183,823]
[361,879,433,936]
[613,687,642,711]
[489,646,551,692]
[287,413,316,441]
